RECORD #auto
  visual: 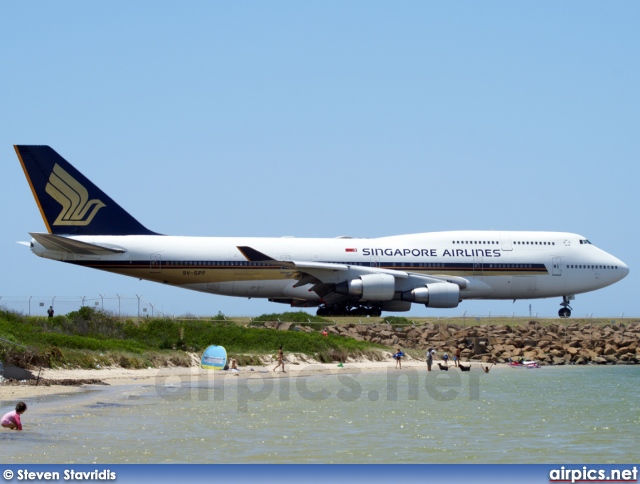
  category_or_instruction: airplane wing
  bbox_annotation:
[237,245,407,276]
[30,233,126,255]
[237,246,468,300]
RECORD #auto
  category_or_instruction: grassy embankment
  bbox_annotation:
[1,307,632,371]
[0,308,386,370]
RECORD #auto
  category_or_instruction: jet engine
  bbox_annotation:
[401,282,460,308]
[335,273,396,300]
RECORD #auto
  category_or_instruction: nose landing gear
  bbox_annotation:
[559,295,574,318]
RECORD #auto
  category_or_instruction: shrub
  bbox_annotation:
[382,316,411,325]
[252,311,328,323]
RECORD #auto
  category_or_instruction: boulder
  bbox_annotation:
[564,346,579,356]
[406,330,419,340]
[603,344,618,356]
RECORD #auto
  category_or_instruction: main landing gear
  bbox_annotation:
[559,295,574,318]
[316,303,382,317]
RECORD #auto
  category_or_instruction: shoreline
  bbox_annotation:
[1,355,505,401]
[6,354,628,402]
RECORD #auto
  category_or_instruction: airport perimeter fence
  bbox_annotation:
[0,296,514,322]
[0,295,170,319]
[0,295,631,323]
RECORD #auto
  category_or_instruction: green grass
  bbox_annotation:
[0,307,386,369]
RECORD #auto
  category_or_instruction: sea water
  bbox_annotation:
[1,365,638,464]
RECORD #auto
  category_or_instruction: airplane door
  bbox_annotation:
[279,254,292,275]
[150,253,162,273]
[500,233,513,251]
[473,257,483,275]
[552,257,562,276]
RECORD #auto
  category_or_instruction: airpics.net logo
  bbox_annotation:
[153,365,481,412]
[549,466,638,483]
[45,163,106,226]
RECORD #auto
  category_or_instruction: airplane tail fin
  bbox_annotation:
[14,145,157,236]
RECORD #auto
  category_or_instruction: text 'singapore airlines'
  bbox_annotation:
[14,145,629,317]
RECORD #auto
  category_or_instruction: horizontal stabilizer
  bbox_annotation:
[30,232,125,255]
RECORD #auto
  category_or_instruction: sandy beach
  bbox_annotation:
[0,354,497,401]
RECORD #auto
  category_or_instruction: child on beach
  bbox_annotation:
[2,402,27,431]
[273,345,286,373]
[481,363,493,373]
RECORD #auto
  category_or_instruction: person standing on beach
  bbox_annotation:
[394,348,404,369]
[2,402,27,431]
[426,348,433,371]
[273,345,285,373]
[454,347,461,367]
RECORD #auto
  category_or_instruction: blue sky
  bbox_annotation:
[2,2,638,319]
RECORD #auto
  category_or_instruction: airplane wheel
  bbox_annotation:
[558,307,571,318]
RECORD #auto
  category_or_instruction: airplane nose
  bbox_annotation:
[612,256,629,281]
[620,260,630,278]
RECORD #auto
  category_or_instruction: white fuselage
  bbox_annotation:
[30,230,628,311]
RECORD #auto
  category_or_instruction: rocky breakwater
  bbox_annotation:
[462,321,640,365]
[264,320,640,365]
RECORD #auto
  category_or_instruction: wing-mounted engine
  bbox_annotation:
[400,282,460,308]
[333,273,460,309]
[334,273,396,300]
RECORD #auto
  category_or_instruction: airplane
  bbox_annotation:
[14,145,629,318]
